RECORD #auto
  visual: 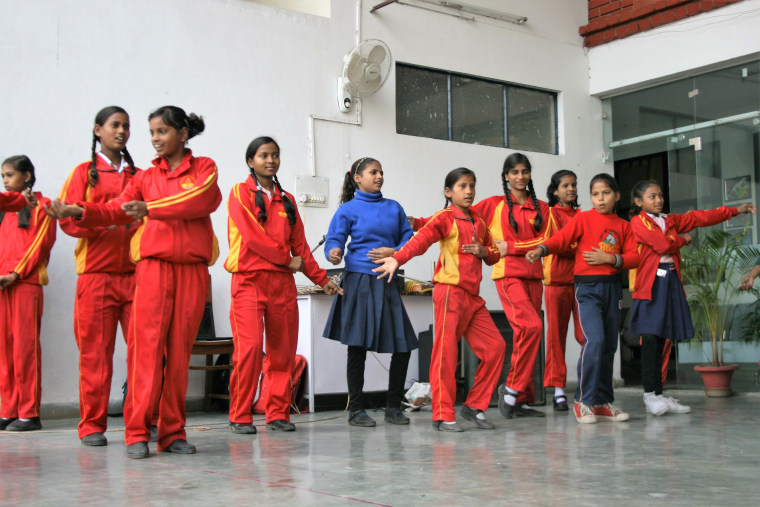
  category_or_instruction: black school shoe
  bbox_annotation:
[81,432,108,446]
[553,395,569,412]
[348,410,377,427]
[266,419,296,432]
[502,401,546,419]
[230,422,257,434]
[160,439,196,454]
[460,405,496,429]
[384,408,410,425]
[126,441,149,459]
[6,417,42,431]
[0,417,16,430]
[432,420,464,432]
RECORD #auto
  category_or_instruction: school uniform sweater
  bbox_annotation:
[76,150,221,265]
[324,189,413,275]
[0,192,27,212]
[629,206,738,300]
[541,209,639,279]
[542,205,580,286]
[393,206,499,296]
[470,194,550,280]
[225,175,329,286]
[0,193,56,285]
[58,157,139,274]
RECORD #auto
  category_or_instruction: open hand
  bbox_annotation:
[583,247,614,266]
[373,256,399,282]
[367,247,395,261]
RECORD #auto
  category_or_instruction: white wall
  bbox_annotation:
[0,0,601,412]
[588,0,760,96]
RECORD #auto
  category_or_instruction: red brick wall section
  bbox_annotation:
[580,0,745,47]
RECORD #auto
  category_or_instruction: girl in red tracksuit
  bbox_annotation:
[471,152,548,419]
[542,170,583,412]
[0,155,56,432]
[47,106,221,458]
[527,173,639,424]
[58,106,142,447]
[374,168,505,432]
[628,179,756,416]
[225,136,341,435]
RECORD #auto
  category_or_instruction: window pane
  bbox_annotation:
[507,87,557,154]
[396,65,449,140]
[451,76,504,147]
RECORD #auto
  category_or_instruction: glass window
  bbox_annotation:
[396,63,558,154]
[396,65,449,141]
[451,75,504,147]
[508,86,557,154]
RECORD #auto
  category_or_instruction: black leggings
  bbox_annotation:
[641,334,666,394]
[347,346,410,413]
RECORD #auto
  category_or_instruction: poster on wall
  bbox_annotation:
[723,175,752,202]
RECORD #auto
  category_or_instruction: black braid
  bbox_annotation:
[502,178,519,233]
[273,174,297,225]
[527,179,542,232]
[249,171,268,223]
[122,147,136,175]
[89,134,99,187]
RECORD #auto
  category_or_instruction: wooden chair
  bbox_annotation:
[190,280,233,411]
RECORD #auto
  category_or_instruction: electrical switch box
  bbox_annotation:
[295,175,329,208]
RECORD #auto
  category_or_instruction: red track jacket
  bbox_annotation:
[76,150,221,265]
[394,206,499,296]
[224,175,329,286]
[58,158,140,274]
[629,206,738,300]
[471,194,550,280]
[0,193,56,285]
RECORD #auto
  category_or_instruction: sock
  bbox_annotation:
[19,418,30,422]
[555,387,566,398]
[644,392,656,399]
[475,412,486,420]
[504,387,518,406]
[442,421,457,425]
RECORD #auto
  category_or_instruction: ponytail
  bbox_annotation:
[1,155,35,229]
[629,179,660,219]
[148,106,205,141]
[340,157,377,204]
[274,174,297,226]
[90,105,134,186]
[527,179,542,232]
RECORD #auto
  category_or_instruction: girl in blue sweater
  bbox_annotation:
[323,157,418,427]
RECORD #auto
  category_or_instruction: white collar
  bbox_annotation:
[97,152,129,174]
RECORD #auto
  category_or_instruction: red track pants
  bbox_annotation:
[0,283,43,419]
[431,285,505,422]
[123,259,208,449]
[495,277,543,404]
[229,271,298,424]
[543,284,583,389]
[75,272,134,438]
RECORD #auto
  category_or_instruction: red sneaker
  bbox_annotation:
[593,403,630,422]
[573,402,597,424]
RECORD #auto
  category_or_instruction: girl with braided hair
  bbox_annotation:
[322,157,417,427]
[57,106,143,446]
[47,105,222,458]
[470,152,549,419]
[225,136,341,435]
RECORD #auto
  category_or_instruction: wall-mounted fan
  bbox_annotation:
[337,39,392,112]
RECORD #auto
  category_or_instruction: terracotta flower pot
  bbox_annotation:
[693,364,739,397]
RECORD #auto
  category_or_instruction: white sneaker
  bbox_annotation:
[644,393,669,416]
[658,395,691,414]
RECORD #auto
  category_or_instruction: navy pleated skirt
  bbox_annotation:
[322,271,419,353]
[629,263,694,341]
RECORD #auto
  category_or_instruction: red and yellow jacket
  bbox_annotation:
[541,209,638,279]
[224,175,329,287]
[0,192,56,285]
[471,194,550,280]
[395,206,499,296]
[58,158,140,275]
[0,191,27,212]
[541,205,580,286]
[77,150,221,265]
[629,206,738,300]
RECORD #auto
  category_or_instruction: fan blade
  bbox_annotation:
[367,44,386,65]
[345,52,363,82]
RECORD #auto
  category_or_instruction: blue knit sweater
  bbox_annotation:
[324,190,413,275]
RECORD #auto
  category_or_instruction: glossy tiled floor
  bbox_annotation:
[1,388,758,506]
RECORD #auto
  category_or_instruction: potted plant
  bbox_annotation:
[680,225,760,396]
